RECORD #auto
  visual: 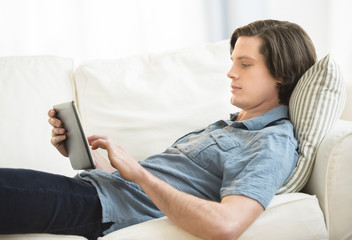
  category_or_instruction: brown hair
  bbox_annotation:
[230,20,317,105]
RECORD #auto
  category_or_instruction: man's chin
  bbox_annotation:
[230,97,242,109]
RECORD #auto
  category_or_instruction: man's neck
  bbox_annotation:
[236,104,282,121]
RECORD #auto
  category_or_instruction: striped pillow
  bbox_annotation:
[278,54,346,194]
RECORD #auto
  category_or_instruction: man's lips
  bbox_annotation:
[231,85,242,93]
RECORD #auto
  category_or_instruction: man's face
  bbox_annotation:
[227,36,281,112]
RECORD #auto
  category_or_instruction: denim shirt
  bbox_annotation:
[78,105,298,235]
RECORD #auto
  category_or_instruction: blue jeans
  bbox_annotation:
[0,168,112,240]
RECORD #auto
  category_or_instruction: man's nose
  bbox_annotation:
[227,67,239,80]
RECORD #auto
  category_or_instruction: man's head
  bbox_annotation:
[230,20,317,105]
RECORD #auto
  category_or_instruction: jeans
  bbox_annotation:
[0,168,111,240]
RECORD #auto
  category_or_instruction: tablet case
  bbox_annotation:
[53,101,96,170]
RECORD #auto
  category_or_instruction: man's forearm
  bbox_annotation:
[134,169,241,240]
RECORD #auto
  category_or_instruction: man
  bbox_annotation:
[0,20,316,240]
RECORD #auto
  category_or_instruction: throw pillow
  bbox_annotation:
[278,54,346,194]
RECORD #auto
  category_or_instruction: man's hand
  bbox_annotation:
[48,109,68,157]
[88,135,143,182]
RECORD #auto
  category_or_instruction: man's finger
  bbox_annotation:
[48,117,63,128]
[88,135,109,141]
[48,109,56,117]
[52,127,65,136]
[51,135,66,145]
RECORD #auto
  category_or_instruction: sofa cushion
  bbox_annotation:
[74,41,237,161]
[99,193,327,240]
[278,54,346,194]
[0,56,76,176]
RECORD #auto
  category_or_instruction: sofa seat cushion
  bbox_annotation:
[99,193,327,240]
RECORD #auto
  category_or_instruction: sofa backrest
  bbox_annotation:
[74,40,237,161]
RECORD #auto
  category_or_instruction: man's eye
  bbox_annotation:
[241,63,250,68]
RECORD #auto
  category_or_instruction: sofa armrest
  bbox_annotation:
[304,119,352,240]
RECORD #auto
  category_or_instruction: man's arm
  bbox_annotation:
[137,169,263,240]
[88,135,263,240]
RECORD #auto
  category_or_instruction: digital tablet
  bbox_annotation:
[53,101,96,170]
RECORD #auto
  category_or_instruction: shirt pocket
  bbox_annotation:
[176,129,239,170]
[210,130,239,151]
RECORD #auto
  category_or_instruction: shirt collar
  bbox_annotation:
[229,105,289,130]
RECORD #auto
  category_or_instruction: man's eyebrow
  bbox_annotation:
[230,55,257,61]
[237,56,257,61]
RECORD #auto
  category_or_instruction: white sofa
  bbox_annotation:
[0,41,351,240]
